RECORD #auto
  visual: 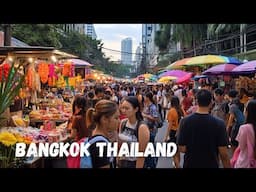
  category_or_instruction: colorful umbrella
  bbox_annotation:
[176,73,193,84]
[137,73,154,79]
[158,76,177,83]
[202,63,237,75]
[231,60,256,74]
[158,70,190,78]
[165,58,191,70]
[184,55,242,66]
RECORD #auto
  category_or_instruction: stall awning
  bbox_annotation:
[0,46,77,61]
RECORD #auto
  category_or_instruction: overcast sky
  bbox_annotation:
[94,24,142,61]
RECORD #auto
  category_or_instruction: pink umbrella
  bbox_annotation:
[158,70,190,78]
[202,63,237,75]
[176,73,193,84]
[231,60,256,74]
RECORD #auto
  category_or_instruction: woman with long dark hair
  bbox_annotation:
[165,96,184,168]
[118,96,150,168]
[69,95,90,141]
[233,100,256,168]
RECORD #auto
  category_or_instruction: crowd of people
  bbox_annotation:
[64,81,256,168]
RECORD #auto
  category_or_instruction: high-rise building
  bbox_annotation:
[121,37,132,65]
[62,24,97,40]
[142,24,160,67]
[135,44,142,72]
[84,24,97,39]
[63,24,85,34]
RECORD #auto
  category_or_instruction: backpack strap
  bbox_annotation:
[120,119,128,133]
[87,135,109,145]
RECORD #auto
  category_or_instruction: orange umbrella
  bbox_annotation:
[166,58,191,70]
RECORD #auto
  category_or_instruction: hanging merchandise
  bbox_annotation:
[63,62,72,77]
[70,64,75,77]
[48,77,56,87]
[0,63,11,81]
[55,65,62,75]
[26,66,34,89]
[64,76,69,87]
[35,72,41,92]
[49,64,57,78]
[56,75,65,88]
[2,63,11,80]
[68,77,76,88]
[38,62,49,84]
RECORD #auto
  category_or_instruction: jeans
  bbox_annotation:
[143,131,158,168]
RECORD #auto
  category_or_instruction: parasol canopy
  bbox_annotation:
[158,70,190,78]
[202,63,237,75]
[231,60,256,74]
[158,76,177,83]
[176,73,193,84]
[184,55,242,66]
[166,55,242,69]
[165,58,191,70]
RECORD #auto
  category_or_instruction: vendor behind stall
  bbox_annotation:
[9,96,24,126]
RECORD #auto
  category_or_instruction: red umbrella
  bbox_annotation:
[202,63,237,75]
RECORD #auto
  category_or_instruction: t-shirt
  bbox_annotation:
[229,103,245,129]
[89,135,115,168]
[118,120,139,162]
[167,108,179,130]
[177,113,228,168]
[211,101,229,122]
[72,115,89,141]
[235,124,256,168]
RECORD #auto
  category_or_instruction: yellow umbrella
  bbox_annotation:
[158,76,177,83]
[184,55,241,66]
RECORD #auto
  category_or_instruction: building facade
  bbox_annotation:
[84,24,97,39]
[63,24,85,34]
[135,44,142,72]
[142,24,160,68]
[121,37,132,65]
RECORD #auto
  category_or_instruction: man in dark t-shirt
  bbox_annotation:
[177,89,231,168]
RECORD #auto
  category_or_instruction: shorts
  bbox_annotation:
[168,130,177,143]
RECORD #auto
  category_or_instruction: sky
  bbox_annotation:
[94,24,142,61]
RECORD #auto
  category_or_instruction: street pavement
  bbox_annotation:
[155,121,232,168]
[155,120,184,168]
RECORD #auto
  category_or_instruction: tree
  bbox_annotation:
[207,24,245,37]
[171,24,207,57]
[154,24,171,51]
[12,24,62,48]
[172,24,207,48]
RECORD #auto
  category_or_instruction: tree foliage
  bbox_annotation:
[172,24,207,48]
[10,24,133,77]
[12,24,62,48]
[154,24,171,51]
[207,24,245,37]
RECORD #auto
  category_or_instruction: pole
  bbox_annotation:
[3,24,11,46]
